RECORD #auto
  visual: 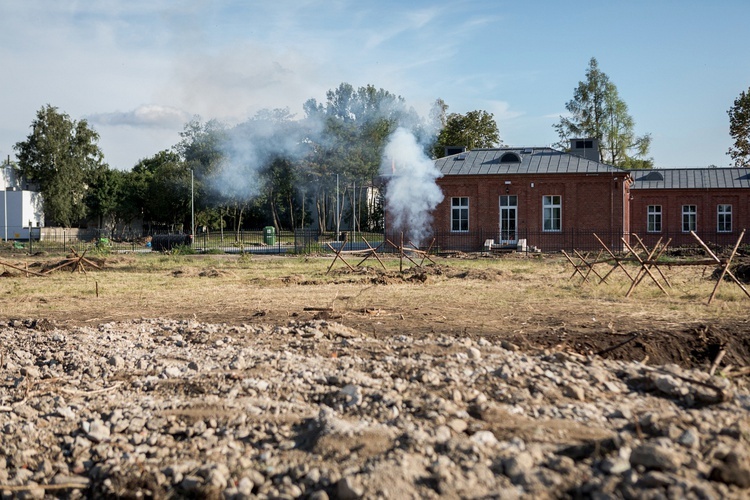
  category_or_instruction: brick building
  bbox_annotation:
[629,168,750,248]
[423,140,750,252]
[429,140,631,252]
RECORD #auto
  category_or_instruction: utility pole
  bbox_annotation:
[191,169,194,247]
[3,156,8,242]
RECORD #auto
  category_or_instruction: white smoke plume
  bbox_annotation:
[381,127,444,246]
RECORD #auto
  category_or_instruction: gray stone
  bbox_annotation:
[504,452,535,481]
[630,444,685,471]
[107,355,125,368]
[563,383,586,401]
[86,419,111,442]
[337,476,363,499]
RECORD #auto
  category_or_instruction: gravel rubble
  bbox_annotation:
[1,318,749,499]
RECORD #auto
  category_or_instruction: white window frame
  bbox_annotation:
[647,205,662,233]
[451,197,469,232]
[717,204,732,233]
[682,205,697,233]
[543,195,562,232]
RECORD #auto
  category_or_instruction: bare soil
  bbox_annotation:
[2,252,750,372]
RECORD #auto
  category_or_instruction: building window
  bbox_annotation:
[647,205,662,233]
[451,197,469,232]
[543,195,561,232]
[718,204,732,233]
[682,205,697,233]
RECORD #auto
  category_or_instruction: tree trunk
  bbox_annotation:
[235,205,244,242]
[316,194,325,236]
[288,192,296,229]
[270,191,281,233]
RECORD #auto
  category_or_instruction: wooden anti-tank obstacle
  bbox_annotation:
[565,230,749,304]
[326,232,436,274]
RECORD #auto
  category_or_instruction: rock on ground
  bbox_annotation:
[1,318,749,499]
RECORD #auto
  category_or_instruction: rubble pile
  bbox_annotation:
[1,318,749,499]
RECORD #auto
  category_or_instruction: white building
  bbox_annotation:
[1,167,44,240]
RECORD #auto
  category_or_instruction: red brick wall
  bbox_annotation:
[630,188,750,247]
[430,172,630,251]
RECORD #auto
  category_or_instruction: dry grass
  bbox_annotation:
[1,252,747,333]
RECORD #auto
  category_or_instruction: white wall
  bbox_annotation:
[0,189,44,240]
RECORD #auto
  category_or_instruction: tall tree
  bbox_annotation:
[302,83,415,234]
[14,105,106,226]
[432,110,501,158]
[131,150,191,231]
[555,57,652,168]
[728,87,750,167]
[85,165,124,230]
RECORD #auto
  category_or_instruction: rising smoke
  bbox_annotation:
[380,127,444,247]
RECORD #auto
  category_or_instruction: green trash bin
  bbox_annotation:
[263,226,276,245]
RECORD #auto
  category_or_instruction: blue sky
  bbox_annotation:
[1,0,748,170]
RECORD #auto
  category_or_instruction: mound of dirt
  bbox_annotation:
[448,268,509,281]
[710,263,750,284]
[503,321,750,370]
[198,268,227,278]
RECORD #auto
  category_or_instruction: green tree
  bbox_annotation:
[14,104,106,226]
[303,83,416,233]
[432,109,501,158]
[728,87,750,167]
[85,165,124,230]
[131,150,191,231]
[555,57,652,168]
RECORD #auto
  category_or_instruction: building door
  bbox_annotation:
[499,195,518,244]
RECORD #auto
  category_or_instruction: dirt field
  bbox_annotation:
[2,251,750,498]
[2,251,750,371]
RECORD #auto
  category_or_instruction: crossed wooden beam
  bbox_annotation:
[564,231,749,304]
[326,233,436,274]
[0,247,102,277]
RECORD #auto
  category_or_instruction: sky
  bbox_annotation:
[1,0,749,171]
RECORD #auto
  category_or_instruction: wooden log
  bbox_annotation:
[326,233,355,274]
[0,259,46,277]
[622,238,668,297]
[704,229,750,304]
[593,233,634,282]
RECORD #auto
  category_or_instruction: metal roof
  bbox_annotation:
[435,147,624,175]
[630,168,750,189]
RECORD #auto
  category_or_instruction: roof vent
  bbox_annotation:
[640,171,664,181]
[455,153,467,161]
[500,152,522,163]
[522,148,533,154]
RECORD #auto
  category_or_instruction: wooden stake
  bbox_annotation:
[695,229,750,304]
[593,233,634,282]
[708,349,726,377]
[622,237,669,297]
[326,233,354,274]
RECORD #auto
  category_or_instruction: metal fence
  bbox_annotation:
[4,226,746,256]
[384,229,749,255]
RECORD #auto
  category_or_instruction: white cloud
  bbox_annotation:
[88,105,191,129]
[484,100,524,122]
[165,42,329,122]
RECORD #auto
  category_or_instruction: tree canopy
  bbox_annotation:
[432,109,500,158]
[12,86,501,235]
[554,58,652,168]
[728,87,750,167]
[14,105,106,227]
